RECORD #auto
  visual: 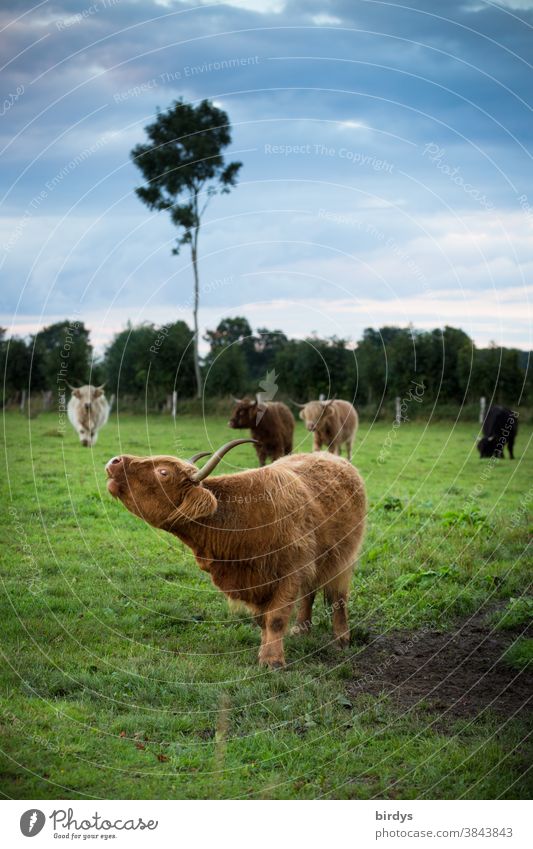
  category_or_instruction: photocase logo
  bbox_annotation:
[20,809,46,837]
[256,369,278,423]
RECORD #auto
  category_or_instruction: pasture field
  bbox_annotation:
[1,411,532,800]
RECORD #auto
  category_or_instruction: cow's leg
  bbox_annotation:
[258,581,298,668]
[290,590,316,636]
[325,569,352,648]
[255,444,267,466]
[258,607,293,668]
[508,435,515,459]
[313,433,322,451]
[331,592,349,647]
[345,438,353,462]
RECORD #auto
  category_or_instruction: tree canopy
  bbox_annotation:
[2,319,531,415]
[131,99,241,252]
[131,98,242,398]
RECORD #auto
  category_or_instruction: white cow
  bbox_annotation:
[67,384,110,447]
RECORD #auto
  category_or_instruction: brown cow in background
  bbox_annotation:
[297,399,358,460]
[106,439,366,668]
[228,398,294,466]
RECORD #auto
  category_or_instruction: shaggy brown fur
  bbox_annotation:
[106,447,366,668]
[228,399,294,466]
[299,399,358,460]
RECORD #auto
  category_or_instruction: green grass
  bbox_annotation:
[1,411,531,799]
[495,596,533,630]
[504,639,533,670]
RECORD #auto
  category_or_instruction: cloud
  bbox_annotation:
[1,0,532,350]
[4,280,531,355]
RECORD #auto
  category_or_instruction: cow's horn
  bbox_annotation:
[290,398,306,408]
[191,439,257,482]
[321,396,336,407]
[97,382,106,390]
[187,450,212,464]
[230,396,243,404]
[65,381,79,391]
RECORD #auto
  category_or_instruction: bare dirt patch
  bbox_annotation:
[347,608,532,719]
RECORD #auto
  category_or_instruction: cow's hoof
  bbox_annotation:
[258,652,286,669]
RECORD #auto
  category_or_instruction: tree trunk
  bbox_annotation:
[191,207,202,399]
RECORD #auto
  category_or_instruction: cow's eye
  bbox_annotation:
[158,468,169,477]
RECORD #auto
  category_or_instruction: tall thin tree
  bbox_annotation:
[131,98,241,398]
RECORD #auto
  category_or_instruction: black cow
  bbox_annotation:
[477,405,518,459]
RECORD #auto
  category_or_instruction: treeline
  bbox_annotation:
[1,317,531,413]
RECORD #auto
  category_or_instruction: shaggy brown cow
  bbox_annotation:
[106,439,366,668]
[228,398,294,466]
[297,399,358,460]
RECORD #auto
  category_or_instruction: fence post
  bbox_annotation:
[172,390,177,421]
[479,396,486,426]
[395,396,401,424]
[19,389,26,413]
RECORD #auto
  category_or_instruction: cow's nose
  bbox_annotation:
[84,403,91,411]
[106,456,123,473]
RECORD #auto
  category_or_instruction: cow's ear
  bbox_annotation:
[94,388,103,398]
[72,388,82,399]
[488,436,495,441]
[167,485,217,525]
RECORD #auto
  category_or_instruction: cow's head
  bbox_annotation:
[69,384,106,446]
[106,439,255,529]
[228,397,265,429]
[298,399,334,432]
[477,436,500,458]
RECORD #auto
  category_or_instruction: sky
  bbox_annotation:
[1,0,532,354]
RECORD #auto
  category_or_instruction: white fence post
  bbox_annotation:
[395,396,401,424]
[171,390,177,421]
[479,396,486,426]
[19,389,26,413]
